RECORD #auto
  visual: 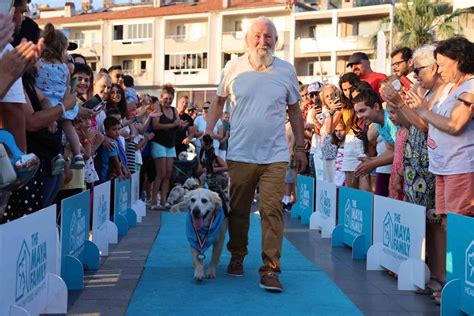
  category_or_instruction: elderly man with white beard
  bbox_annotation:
[205,16,307,292]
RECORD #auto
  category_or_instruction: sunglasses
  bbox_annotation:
[203,107,209,110]
[116,74,123,79]
[414,64,433,76]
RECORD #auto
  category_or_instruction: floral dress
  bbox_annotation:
[403,126,438,222]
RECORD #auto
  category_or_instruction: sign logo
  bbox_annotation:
[319,189,331,218]
[120,185,128,212]
[15,233,47,302]
[344,199,363,235]
[466,241,474,288]
[300,183,309,208]
[383,212,393,247]
[69,208,86,257]
[382,211,411,259]
[98,195,107,229]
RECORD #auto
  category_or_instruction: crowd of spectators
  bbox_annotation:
[291,41,473,305]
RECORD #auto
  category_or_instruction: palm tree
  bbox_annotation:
[393,0,474,49]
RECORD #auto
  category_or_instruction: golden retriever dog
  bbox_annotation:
[170,188,228,281]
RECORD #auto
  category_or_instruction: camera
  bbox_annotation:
[203,134,213,147]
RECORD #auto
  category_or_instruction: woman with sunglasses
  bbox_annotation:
[381,44,450,301]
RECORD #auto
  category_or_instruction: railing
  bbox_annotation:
[165,34,205,42]
[297,35,373,54]
[69,39,102,49]
[354,0,394,7]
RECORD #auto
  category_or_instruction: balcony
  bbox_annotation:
[164,35,208,54]
[123,70,154,87]
[69,39,102,58]
[164,69,209,86]
[111,39,154,56]
[295,35,373,57]
[221,31,288,53]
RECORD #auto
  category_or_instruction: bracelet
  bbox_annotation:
[58,102,66,115]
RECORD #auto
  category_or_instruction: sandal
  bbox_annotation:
[416,278,443,295]
[71,154,85,169]
[149,204,161,211]
[51,154,65,176]
[433,291,441,305]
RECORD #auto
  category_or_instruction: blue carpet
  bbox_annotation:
[127,212,362,316]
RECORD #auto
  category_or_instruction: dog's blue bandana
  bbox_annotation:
[186,208,225,256]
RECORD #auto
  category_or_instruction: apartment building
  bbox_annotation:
[35,0,301,105]
[35,1,418,103]
[294,1,392,84]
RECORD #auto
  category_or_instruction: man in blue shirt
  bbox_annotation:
[352,87,398,179]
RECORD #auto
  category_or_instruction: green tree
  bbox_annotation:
[394,0,473,49]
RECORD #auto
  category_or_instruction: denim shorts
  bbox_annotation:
[151,142,176,159]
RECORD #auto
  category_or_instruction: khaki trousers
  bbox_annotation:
[227,160,287,276]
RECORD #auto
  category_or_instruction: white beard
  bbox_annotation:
[247,46,274,69]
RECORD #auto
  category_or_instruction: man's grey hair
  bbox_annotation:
[246,16,278,40]
[413,44,437,65]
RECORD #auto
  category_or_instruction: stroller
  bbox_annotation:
[172,143,197,185]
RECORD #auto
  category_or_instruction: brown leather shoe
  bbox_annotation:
[227,258,244,277]
[259,272,283,292]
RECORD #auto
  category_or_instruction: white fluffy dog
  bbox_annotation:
[171,188,228,281]
[167,177,200,205]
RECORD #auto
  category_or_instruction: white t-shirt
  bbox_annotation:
[0,44,26,104]
[194,115,222,149]
[375,134,392,174]
[217,55,300,164]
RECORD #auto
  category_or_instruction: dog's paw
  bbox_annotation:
[194,269,205,282]
[206,266,217,279]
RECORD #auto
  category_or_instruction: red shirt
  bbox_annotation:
[360,71,387,96]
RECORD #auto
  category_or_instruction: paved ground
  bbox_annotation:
[64,209,440,316]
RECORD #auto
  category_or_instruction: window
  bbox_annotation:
[235,21,242,32]
[90,62,97,71]
[352,22,359,36]
[140,60,147,71]
[115,23,152,41]
[114,25,123,40]
[308,63,314,76]
[123,60,133,71]
[176,25,186,39]
[164,52,208,71]
[71,32,85,47]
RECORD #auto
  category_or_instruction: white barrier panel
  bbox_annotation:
[92,181,118,256]
[131,172,146,222]
[0,205,67,315]
[367,195,430,291]
[310,180,337,238]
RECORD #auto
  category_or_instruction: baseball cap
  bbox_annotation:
[308,81,323,94]
[347,52,369,67]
